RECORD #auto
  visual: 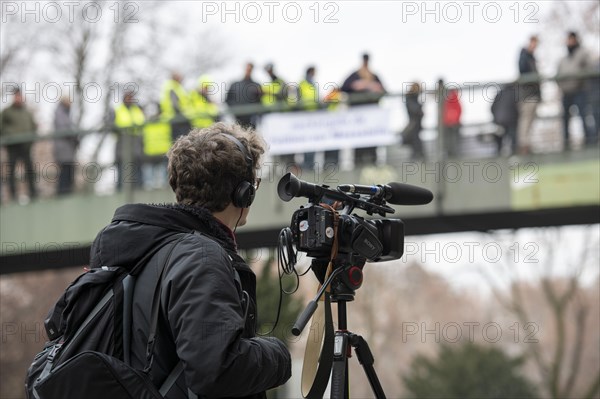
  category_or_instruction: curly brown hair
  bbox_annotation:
[167,123,266,211]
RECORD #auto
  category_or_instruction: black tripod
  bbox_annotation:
[293,256,387,399]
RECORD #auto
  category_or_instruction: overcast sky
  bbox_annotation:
[191,1,597,93]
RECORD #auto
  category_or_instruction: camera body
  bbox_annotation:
[290,203,404,262]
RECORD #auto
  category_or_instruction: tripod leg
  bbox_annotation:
[350,334,386,399]
[331,332,349,399]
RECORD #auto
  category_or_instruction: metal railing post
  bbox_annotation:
[120,128,135,203]
[436,78,446,216]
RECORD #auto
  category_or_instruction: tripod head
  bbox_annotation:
[292,253,367,336]
[310,254,367,303]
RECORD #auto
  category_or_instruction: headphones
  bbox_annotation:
[221,134,256,208]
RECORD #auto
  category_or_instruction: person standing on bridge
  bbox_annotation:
[401,83,425,159]
[89,123,291,398]
[53,97,79,196]
[160,71,192,142]
[0,88,38,203]
[556,31,597,149]
[443,88,462,158]
[517,35,541,156]
[226,62,263,129]
[341,53,386,165]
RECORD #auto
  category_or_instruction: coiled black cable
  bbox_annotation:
[257,228,301,336]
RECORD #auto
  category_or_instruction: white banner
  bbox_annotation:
[259,105,394,155]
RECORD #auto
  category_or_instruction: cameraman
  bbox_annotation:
[89,123,291,398]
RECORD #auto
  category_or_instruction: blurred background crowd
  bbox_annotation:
[1,24,598,203]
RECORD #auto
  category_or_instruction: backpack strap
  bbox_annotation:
[122,234,188,366]
[121,275,136,366]
[139,236,205,399]
[136,232,195,398]
[158,362,199,399]
[143,235,184,374]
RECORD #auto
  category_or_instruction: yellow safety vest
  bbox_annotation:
[188,91,218,129]
[115,104,145,134]
[298,80,318,111]
[160,79,189,120]
[143,118,172,156]
[261,80,283,107]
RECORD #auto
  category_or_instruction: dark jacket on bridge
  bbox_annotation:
[518,47,541,101]
[89,203,291,399]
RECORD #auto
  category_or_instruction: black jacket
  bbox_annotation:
[225,79,262,127]
[518,48,541,101]
[89,204,291,399]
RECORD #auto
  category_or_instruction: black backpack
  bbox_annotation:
[491,84,518,127]
[25,233,189,399]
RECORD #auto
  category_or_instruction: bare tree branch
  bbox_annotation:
[0,15,44,81]
[482,224,599,399]
[563,301,588,397]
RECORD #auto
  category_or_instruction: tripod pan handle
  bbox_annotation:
[292,300,318,336]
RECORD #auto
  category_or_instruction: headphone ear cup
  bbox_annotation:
[233,181,255,208]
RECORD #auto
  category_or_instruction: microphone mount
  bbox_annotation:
[341,192,395,217]
[278,173,395,216]
[337,184,390,201]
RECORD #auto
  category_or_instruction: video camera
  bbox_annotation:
[277,172,433,263]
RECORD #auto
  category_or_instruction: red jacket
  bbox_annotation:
[443,90,462,126]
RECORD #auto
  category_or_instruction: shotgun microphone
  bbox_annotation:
[337,182,433,205]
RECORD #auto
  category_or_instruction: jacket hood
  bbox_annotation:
[89,203,237,270]
[446,90,459,102]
